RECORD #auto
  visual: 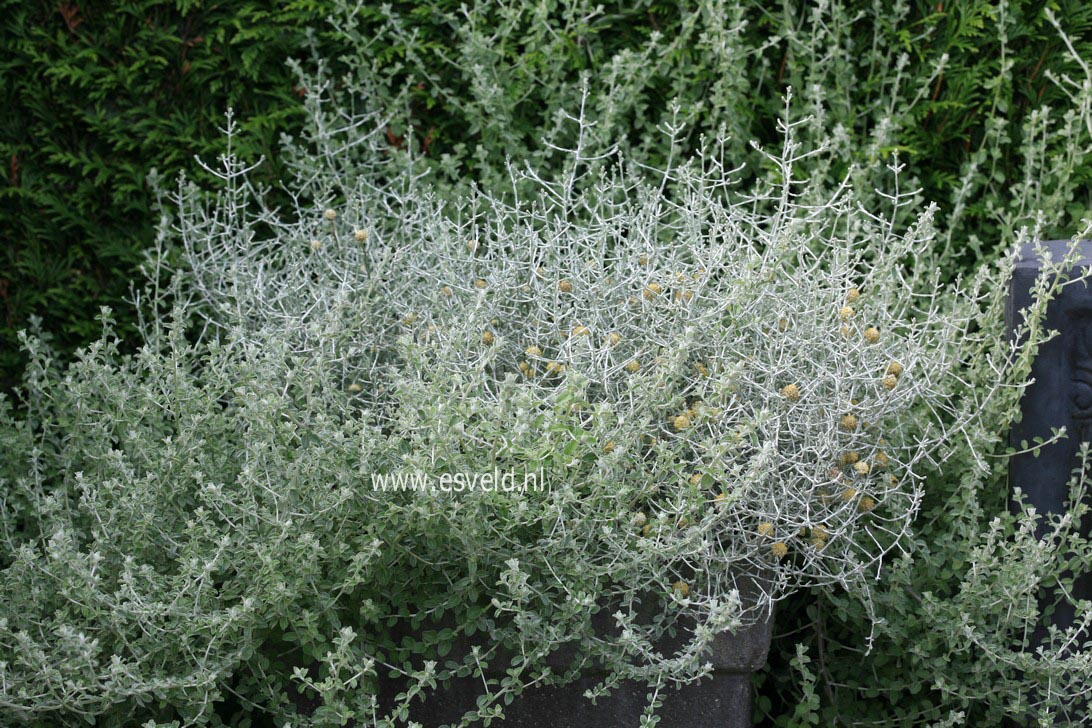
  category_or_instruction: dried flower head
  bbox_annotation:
[353,228,368,242]
[771,542,789,559]
[781,383,801,401]
[863,326,880,344]
[558,279,573,293]
[840,414,858,431]
[323,208,337,221]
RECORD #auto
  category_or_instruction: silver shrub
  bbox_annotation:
[172,97,1034,637]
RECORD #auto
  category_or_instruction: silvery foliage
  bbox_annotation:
[170,88,1025,637]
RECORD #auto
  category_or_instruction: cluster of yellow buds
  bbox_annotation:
[481,331,494,345]
[518,361,534,378]
[643,282,662,299]
[883,361,904,390]
[674,289,694,303]
[605,332,622,347]
[840,414,858,431]
[625,359,641,373]
[673,413,691,431]
[781,383,800,402]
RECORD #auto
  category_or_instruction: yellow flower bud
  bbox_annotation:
[859,496,877,512]
[606,332,622,347]
[781,383,800,401]
[771,542,788,559]
[840,414,858,431]
[887,361,903,377]
[673,414,691,431]
[882,375,898,390]
[353,228,368,242]
[474,278,487,289]
[839,306,855,321]
[440,285,453,298]
[757,522,775,537]
[323,208,337,221]
[643,282,662,299]
[672,580,690,597]
[846,287,861,304]
[347,383,363,394]
[863,327,880,344]
[481,331,494,345]
[558,279,573,293]
[854,461,870,475]
[625,359,640,374]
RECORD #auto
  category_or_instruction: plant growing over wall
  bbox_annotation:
[0,86,1075,725]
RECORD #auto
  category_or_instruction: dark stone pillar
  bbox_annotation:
[1007,240,1092,637]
